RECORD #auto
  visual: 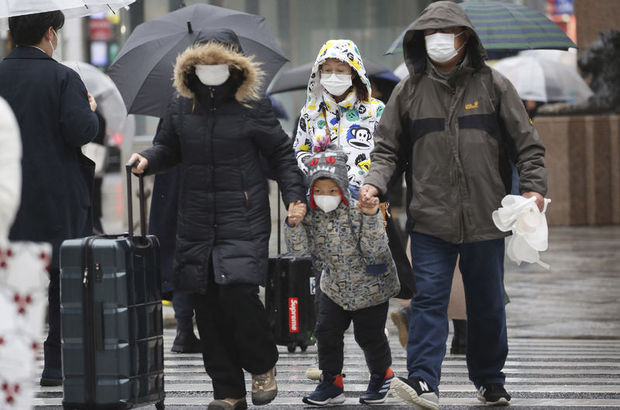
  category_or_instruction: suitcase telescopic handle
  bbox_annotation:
[125,160,147,240]
[277,187,281,255]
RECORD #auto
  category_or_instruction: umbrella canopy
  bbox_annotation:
[394,62,408,80]
[387,0,576,55]
[107,4,287,118]
[61,61,127,139]
[267,59,399,95]
[268,95,288,120]
[0,0,134,18]
[493,55,593,103]
[520,49,577,68]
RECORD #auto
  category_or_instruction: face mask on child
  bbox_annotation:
[320,73,352,97]
[314,195,342,213]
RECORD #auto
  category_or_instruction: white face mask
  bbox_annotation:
[314,195,342,213]
[320,73,353,97]
[48,29,58,58]
[195,64,230,86]
[425,31,465,63]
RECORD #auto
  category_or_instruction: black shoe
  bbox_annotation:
[389,376,439,409]
[450,319,467,355]
[40,367,62,386]
[171,329,201,353]
[477,384,511,406]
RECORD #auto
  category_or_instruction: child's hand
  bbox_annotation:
[357,197,379,215]
[288,200,307,227]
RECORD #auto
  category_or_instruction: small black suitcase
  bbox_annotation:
[266,255,316,353]
[265,191,316,353]
[60,163,165,409]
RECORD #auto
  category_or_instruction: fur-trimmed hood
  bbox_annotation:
[173,30,264,104]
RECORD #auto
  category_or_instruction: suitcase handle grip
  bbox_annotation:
[125,161,147,240]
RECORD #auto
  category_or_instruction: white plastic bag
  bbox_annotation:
[492,195,551,269]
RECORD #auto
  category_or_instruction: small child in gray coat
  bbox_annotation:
[286,150,399,406]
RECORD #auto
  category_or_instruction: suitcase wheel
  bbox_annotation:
[287,343,297,353]
[300,343,308,352]
[156,400,165,410]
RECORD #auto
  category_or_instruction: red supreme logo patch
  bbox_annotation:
[288,297,299,333]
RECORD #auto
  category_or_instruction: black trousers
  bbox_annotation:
[173,291,195,332]
[315,292,391,376]
[44,267,61,371]
[192,275,278,399]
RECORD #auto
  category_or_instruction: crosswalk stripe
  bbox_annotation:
[32,329,620,409]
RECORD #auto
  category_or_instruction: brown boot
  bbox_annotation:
[207,397,248,410]
[251,366,277,405]
[390,307,410,348]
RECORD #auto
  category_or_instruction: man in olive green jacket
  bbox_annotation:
[360,2,547,408]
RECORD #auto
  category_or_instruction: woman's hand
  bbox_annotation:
[287,200,307,227]
[128,153,148,174]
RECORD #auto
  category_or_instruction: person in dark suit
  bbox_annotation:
[0,10,99,386]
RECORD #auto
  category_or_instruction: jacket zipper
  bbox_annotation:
[444,81,466,243]
[208,87,217,230]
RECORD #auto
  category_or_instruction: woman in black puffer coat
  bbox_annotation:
[129,30,306,410]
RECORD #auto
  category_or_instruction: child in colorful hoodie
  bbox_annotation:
[293,39,385,200]
[286,149,400,406]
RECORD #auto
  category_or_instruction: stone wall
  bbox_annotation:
[534,114,620,226]
[574,0,620,50]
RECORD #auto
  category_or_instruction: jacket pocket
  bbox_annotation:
[366,263,387,275]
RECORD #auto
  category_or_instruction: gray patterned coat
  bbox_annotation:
[285,200,400,311]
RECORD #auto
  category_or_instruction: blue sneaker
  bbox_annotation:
[302,373,345,406]
[359,367,394,404]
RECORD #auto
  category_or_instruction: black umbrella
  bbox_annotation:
[107,4,287,117]
[267,59,399,95]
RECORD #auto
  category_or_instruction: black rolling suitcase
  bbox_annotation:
[60,163,165,409]
[265,192,316,353]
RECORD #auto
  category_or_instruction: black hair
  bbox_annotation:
[9,10,65,46]
[352,73,369,102]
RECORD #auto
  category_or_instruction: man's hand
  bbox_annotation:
[128,153,148,174]
[359,184,379,208]
[287,200,306,227]
[88,92,97,112]
[523,191,544,211]
[357,197,379,216]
